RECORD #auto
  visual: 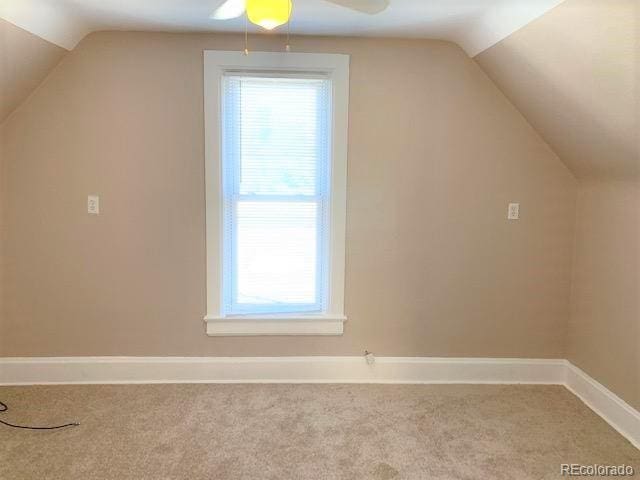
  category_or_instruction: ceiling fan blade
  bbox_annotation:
[324,0,390,15]
[210,0,246,20]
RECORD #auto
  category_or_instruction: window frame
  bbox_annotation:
[203,50,349,336]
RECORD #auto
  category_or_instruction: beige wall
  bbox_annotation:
[476,0,639,181]
[568,181,640,411]
[0,18,67,124]
[476,0,639,409]
[0,117,4,331]
[0,31,576,357]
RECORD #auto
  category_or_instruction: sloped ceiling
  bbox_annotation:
[476,0,639,181]
[0,18,67,124]
[1,0,564,56]
[0,0,568,124]
[3,0,637,180]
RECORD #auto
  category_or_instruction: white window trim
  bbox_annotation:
[203,50,350,336]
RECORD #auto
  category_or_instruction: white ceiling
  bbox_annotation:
[0,0,565,56]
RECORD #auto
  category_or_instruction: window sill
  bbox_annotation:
[204,314,346,337]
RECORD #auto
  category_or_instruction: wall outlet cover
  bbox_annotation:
[508,203,520,220]
[88,195,100,215]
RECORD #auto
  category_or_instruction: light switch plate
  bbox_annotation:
[88,195,100,215]
[508,203,520,220]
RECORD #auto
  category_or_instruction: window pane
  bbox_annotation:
[228,77,329,197]
[222,74,331,315]
[236,201,318,307]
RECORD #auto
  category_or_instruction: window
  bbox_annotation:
[204,51,349,336]
[222,74,330,315]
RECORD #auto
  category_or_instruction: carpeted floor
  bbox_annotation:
[0,384,638,480]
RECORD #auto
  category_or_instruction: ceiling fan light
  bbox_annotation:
[246,0,292,30]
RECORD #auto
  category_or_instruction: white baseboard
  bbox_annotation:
[565,362,640,449]
[0,356,565,385]
[0,356,637,449]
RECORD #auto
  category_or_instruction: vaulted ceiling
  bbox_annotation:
[2,0,638,181]
[476,0,639,180]
[0,18,66,123]
[0,0,566,125]
[1,0,564,55]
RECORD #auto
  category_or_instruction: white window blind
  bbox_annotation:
[221,73,332,316]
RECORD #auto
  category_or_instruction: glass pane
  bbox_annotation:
[237,77,328,196]
[236,201,318,307]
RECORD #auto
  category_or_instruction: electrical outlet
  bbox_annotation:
[508,203,520,220]
[88,195,100,215]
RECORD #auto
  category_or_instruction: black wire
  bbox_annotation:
[0,400,80,430]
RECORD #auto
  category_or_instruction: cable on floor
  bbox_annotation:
[0,400,80,430]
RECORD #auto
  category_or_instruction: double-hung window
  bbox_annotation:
[222,73,330,315]
[204,51,349,336]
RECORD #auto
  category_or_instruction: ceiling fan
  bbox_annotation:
[211,0,390,31]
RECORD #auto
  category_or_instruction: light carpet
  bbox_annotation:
[1,384,638,479]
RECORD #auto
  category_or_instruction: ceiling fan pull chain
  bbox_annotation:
[244,12,249,55]
[285,0,292,52]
